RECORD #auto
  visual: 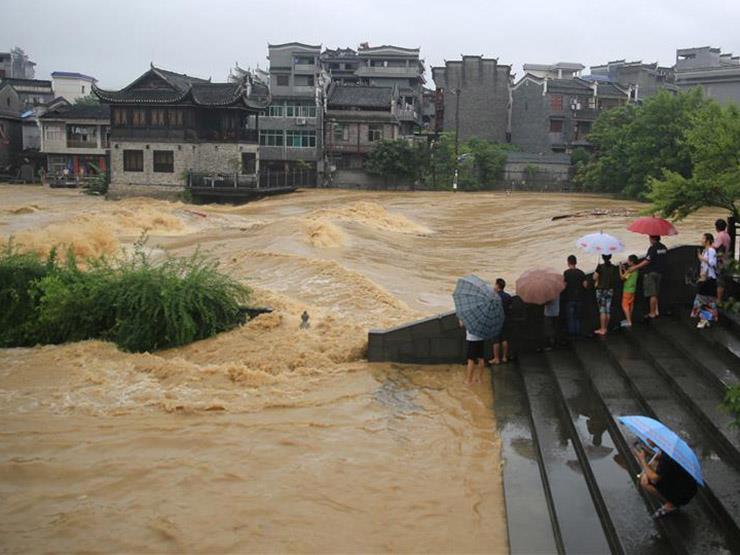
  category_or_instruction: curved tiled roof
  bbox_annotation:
[328,85,394,109]
[93,66,269,109]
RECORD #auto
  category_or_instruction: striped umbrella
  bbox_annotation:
[452,275,504,340]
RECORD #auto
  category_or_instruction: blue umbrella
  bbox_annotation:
[618,415,704,486]
[452,275,504,340]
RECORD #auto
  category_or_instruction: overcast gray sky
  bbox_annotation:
[3,0,739,88]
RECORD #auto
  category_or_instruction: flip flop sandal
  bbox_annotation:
[652,506,678,519]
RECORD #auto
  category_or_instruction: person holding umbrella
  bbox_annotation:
[453,276,504,385]
[619,416,701,519]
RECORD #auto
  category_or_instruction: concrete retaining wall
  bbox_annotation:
[368,245,699,364]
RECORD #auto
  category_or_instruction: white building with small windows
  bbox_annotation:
[51,71,98,103]
[92,64,269,199]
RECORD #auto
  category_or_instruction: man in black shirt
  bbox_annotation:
[633,235,668,319]
[563,255,588,336]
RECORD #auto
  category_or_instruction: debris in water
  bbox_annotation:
[552,208,638,221]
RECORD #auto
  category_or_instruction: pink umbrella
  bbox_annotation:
[515,268,565,305]
[627,216,678,236]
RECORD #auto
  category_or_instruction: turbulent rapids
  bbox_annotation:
[0,185,721,553]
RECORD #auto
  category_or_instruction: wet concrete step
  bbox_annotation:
[492,364,560,555]
[517,353,612,554]
[651,318,740,392]
[596,335,740,549]
[544,350,673,555]
[674,312,740,377]
[571,340,734,554]
[624,329,740,467]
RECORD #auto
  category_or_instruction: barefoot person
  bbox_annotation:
[632,235,668,320]
[490,278,512,365]
[593,254,619,336]
[634,441,698,519]
[461,320,485,385]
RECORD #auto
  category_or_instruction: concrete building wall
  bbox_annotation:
[433,56,511,143]
[0,118,22,167]
[510,80,550,153]
[53,77,94,103]
[22,122,40,150]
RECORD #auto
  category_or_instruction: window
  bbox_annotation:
[123,149,143,172]
[66,124,97,147]
[132,109,146,126]
[549,95,563,111]
[267,103,285,117]
[368,124,383,142]
[333,123,348,143]
[81,85,85,94]
[114,108,128,125]
[168,109,183,126]
[294,75,314,87]
[153,150,173,172]
[151,109,166,126]
[241,153,256,174]
[549,119,563,133]
[294,56,315,65]
[45,125,64,142]
[276,74,289,86]
[408,79,416,87]
[286,130,316,148]
[259,129,284,146]
[285,102,316,118]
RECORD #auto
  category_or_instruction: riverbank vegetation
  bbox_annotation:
[0,240,250,352]
[576,89,740,220]
[366,133,515,190]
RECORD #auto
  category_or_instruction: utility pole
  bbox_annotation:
[453,87,461,191]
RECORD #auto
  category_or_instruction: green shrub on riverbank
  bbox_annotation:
[0,241,251,352]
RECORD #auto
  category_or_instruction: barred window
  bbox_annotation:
[132,109,146,126]
[167,109,183,126]
[153,150,174,173]
[286,130,316,148]
[123,150,143,172]
[549,95,563,111]
[368,124,383,142]
[113,108,128,126]
[151,109,166,126]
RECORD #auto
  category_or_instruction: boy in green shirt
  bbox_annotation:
[620,255,640,328]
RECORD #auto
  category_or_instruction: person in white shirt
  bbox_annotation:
[692,233,719,328]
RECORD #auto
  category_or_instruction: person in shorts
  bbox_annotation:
[633,235,668,320]
[461,321,485,385]
[619,255,640,328]
[490,278,512,365]
[713,219,731,304]
[593,254,620,336]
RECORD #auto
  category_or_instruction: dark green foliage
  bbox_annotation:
[81,163,109,196]
[576,89,708,198]
[365,139,426,184]
[570,147,591,167]
[0,240,251,352]
[74,95,100,105]
[648,101,740,220]
[724,385,740,428]
[0,242,52,347]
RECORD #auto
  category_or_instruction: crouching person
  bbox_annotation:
[634,442,698,519]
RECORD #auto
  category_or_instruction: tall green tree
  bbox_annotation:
[648,100,740,220]
[576,89,708,198]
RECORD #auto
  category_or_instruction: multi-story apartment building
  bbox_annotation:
[675,46,740,104]
[52,72,98,103]
[39,103,110,177]
[0,48,35,79]
[510,75,629,154]
[432,55,511,143]
[260,42,325,186]
[93,64,269,198]
[355,44,424,135]
[589,60,676,102]
[522,62,585,80]
[320,48,360,85]
[324,83,400,186]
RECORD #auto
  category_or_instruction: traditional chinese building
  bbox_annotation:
[93,64,269,198]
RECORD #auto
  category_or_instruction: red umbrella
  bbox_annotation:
[627,216,678,236]
[515,268,565,305]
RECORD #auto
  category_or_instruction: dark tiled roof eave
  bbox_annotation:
[326,110,397,122]
[327,85,394,109]
[40,104,111,120]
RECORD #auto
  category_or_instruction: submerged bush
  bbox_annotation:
[0,240,251,352]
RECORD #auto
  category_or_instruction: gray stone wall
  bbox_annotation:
[510,79,550,153]
[433,56,511,143]
[109,140,259,197]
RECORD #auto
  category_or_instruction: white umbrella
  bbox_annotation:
[576,232,625,256]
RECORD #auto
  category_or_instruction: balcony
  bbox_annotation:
[355,66,421,78]
[397,108,418,122]
[110,127,258,143]
[198,129,259,143]
[66,139,99,149]
[293,63,317,73]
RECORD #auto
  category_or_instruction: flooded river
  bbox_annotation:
[0,186,721,553]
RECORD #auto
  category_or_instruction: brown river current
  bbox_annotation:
[0,186,721,553]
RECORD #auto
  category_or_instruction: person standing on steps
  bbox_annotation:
[691,232,719,328]
[563,255,588,337]
[593,254,619,336]
[634,441,698,519]
[490,278,512,365]
[713,219,731,305]
[632,235,668,320]
[619,255,640,328]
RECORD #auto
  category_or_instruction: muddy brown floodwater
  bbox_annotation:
[0,185,722,553]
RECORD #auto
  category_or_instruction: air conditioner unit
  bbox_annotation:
[296,118,307,125]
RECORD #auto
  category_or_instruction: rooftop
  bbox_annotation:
[40,103,110,120]
[51,71,97,82]
[327,84,394,109]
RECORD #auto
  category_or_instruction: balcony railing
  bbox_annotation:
[189,172,258,189]
[293,63,317,73]
[397,108,418,121]
[356,66,420,77]
[66,139,99,149]
[109,127,258,143]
